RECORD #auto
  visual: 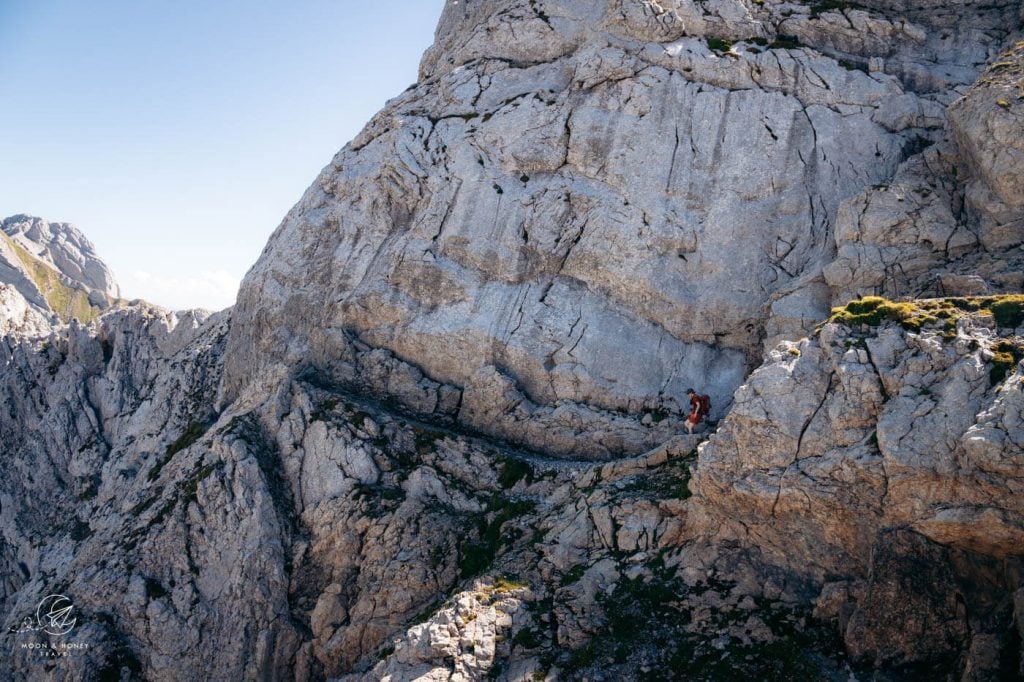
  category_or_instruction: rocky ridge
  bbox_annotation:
[1,1,1024,681]
[0,215,121,325]
[3,292,1022,680]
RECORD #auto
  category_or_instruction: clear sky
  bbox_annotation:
[0,0,446,310]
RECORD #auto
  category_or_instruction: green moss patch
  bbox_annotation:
[768,35,802,50]
[809,0,857,17]
[706,37,733,52]
[828,296,1024,387]
[560,564,588,587]
[512,626,543,650]
[497,457,534,489]
[182,463,219,504]
[310,397,341,422]
[990,340,1024,386]
[642,407,670,423]
[492,575,529,593]
[459,497,537,579]
[556,567,846,680]
[413,425,447,456]
[350,480,406,520]
[828,295,1024,334]
[167,422,208,456]
[990,295,1024,328]
[976,39,1024,89]
[827,296,934,330]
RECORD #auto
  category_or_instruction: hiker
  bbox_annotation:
[685,388,711,435]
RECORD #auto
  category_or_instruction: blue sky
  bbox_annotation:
[0,0,446,310]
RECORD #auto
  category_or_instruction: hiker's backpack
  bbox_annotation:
[698,394,711,417]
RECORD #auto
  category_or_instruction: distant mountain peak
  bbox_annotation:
[0,214,121,324]
[2,215,120,298]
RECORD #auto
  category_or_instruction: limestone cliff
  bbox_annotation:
[0,215,121,325]
[2,1,1024,681]
[224,0,1022,462]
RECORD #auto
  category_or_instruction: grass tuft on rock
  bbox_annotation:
[990,340,1024,386]
[560,564,588,587]
[512,626,543,649]
[413,425,446,456]
[809,0,855,17]
[620,457,694,500]
[828,294,1024,334]
[167,421,208,457]
[768,35,802,50]
[828,296,929,330]
[990,295,1024,328]
[827,295,1024,387]
[492,575,529,593]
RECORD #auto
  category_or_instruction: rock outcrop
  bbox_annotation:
[2,215,120,301]
[824,31,1024,307]
[691,299,1024,673]
[2,1,1024,681]
[213,11,841,412]
[0,215,122,324]
[224,0,1023,456]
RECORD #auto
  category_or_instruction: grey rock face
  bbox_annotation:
[691,310,1024,670]
[2,1,1024,680]
[949,39,1024,212]
[0,297,699,680]
[7,301,1024,679]
[0,303,234,679]
[3,215,121,301]
[824,30,1024,306]
[0,227,60,319]
[0,284,51,337]
[225,0,1018,445]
